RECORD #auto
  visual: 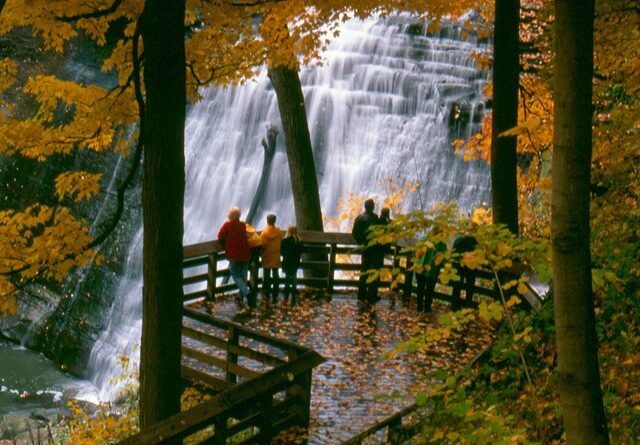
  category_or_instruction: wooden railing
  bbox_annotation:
[182,231,542,309]
[341,403,422,445]
[117,307,324,444]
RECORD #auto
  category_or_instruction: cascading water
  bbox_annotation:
[87,16,491,399]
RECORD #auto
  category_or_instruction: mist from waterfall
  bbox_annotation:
[87,16,491,399]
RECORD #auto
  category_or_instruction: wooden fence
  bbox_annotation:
[182,230,542,309]
[117,307,324,445]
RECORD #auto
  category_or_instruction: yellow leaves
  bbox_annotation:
[478,300,503,322]
[55,171,102,202]
[0,285,18,315]
[0,59,18,93]
[514,327,533,344]
[0,204,96,308]
[1,75,137,159]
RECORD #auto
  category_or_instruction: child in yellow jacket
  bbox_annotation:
[260,214,283,302]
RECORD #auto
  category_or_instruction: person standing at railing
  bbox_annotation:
[260,214,284,303]
[218,207,253,309]
[281,224,303,304]
[352,198,383,303]
[450,234,478,310]
[415,228,447,313]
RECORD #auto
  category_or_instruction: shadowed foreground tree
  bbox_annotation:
[491,0,520,234]
[552,0,609,442]
[139,0,186,430]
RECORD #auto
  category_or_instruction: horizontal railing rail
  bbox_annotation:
[341,402,422,445]
[182,230,540,309]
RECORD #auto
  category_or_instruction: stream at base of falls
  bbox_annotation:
[0,339,99,440]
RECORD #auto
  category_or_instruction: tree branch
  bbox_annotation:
[186,62,215,87]
[230,0,285,7]
[86,20,145,249]
[57,0,123,22]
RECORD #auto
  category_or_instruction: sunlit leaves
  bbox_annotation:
[55,171,103,202]
[0,205,96,310]
[0,59,18,93]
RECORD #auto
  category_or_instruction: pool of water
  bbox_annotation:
[0,339,99,416]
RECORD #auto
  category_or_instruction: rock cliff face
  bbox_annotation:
[0,285,61,344]
[33,207,141,378]
[0,34,143,378]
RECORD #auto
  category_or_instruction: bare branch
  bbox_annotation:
[186,62,215,87]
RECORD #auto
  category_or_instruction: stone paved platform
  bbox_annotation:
[191,291,493,444]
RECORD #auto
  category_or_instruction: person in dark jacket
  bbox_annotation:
[378,207,393,255]
[218,207,252,308]
[451,234,478,310]
[281,224,303,303]
[352,198,382,303]
[379,207,391,225]
[415,232,447,313]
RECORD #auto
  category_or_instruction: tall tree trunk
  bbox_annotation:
[491,0,520,234]
[139,0,186,430]
[552,0,609,442]
[267,66,323,232]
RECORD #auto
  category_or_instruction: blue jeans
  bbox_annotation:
[229,260,249,301]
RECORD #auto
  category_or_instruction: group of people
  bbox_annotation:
[218,200,478,312]
[218,207,303,309]
[352,198,478,312]
[406,227,478,313]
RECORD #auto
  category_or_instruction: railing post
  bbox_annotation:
[327,243,336,294]
[387,415,403,443]
[285,348,312,428]
[259,393,273,444]
[212,416,227,445]
[207,252,217,301]
[249,252,260,293]
[298,369,313,427]
[402,256,414,301]
[226,326,239,384]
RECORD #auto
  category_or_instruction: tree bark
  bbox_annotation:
[267,66,323,232]
[491,0,520,234]
[139,0,186,431]
[246,125,278,226]
[552,0,609,443]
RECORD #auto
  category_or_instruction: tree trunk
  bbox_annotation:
[552,0,609,443]
[491,0,520,234]
[139,0,186,431]
[267,66,323,232]
[246,125,278,226]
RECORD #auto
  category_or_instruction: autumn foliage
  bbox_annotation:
[1,0,640,442]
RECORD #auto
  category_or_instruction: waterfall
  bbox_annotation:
[87,16,491,399]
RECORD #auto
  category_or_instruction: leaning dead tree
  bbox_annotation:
[246,124,279,226]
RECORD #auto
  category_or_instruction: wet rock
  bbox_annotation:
[447,100,471,135]
[0,285,61,346]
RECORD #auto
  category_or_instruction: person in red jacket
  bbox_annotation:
[218,207,252,308]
